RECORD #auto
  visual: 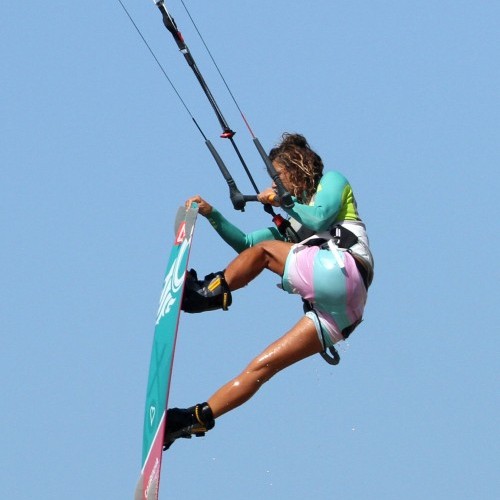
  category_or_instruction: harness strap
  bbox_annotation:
[320,346,341,365]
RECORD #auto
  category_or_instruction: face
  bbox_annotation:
[272,160,293,192]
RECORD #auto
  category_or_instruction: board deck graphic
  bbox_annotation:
[135,205,198,500]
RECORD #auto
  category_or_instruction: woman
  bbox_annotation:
[164,133,374,449]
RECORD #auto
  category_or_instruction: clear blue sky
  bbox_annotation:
[2,1,498,499]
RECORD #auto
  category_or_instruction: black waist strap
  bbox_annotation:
[353,258,369,290]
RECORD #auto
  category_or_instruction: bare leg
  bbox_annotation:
[208,316,323,418]
[223,240,293,291]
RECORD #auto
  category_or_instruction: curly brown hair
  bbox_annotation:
[268,133,324,203]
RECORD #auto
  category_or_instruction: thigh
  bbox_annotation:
[284,246,367,346]
[314,249,367,328]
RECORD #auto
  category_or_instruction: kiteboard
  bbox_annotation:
[134,204,198,500]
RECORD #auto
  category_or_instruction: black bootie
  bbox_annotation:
[163,402,215,450]
[182,269,232,313]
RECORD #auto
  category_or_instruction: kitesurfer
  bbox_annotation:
[163,133,374,449]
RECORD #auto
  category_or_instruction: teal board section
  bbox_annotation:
[135,205,198,500]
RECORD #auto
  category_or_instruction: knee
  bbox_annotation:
[251,241,287,274]
[252,241,271,258]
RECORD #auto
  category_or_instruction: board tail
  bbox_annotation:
[134,474,144,500]
[134,471,159,500]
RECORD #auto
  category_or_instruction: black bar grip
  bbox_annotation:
[243,195,258,202]
[205,140,248,211]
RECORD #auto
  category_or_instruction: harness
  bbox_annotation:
[302,224,371,365]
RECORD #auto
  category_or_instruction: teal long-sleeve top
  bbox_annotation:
[206,171,361,253]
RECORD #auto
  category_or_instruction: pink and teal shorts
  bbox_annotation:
[282,244,367,347]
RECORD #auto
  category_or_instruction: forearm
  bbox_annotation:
[206,209,282,252]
